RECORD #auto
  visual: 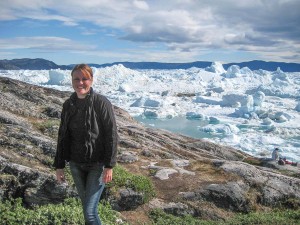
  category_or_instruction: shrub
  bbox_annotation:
[149,208,300,225]
[33,119,59,137]
[0,197,128,225]
[109,164,156,203]
[226,209,300,225]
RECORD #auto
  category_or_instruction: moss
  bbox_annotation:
[243,157,263,166]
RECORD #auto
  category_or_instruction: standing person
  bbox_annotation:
[53,64,118,225]
[272,147,280,161]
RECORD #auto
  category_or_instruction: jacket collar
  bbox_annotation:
[70,87,94,103]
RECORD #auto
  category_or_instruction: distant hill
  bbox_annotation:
[223,60,300,72]
[1,58,300,72]
[97,61,213,70]
[0,58,71,70]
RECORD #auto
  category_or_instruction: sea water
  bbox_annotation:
[134,116,212,139]
[134,116,300,163]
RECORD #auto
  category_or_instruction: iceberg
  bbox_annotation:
[2,62,300,162]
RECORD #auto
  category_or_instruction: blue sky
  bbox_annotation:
[0,0,299,65]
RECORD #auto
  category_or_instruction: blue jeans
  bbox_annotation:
[69,161,105,225]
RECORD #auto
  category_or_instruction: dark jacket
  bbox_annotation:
[53,88,118,169]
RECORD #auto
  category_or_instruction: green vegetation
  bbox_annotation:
[1,199,300,225]
[32,119,59,137]
[243,157,263,166]
[278,169,300,179]
[0,197,128,225]
[243,157,300,179]
[0,164,154,224]
[108,164,156,203]
[5,162,298,225]
[226,209,300,225]
[34,119,59,131]
[149,208,300,225]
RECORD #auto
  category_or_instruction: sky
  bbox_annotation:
[0,0,299,65]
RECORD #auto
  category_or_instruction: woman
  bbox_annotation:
[53,64,118,225]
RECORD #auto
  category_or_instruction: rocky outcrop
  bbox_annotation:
[0,156,77,204]
[0,76,299,221]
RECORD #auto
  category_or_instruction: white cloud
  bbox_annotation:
[76,46,200,63]
[0,0,299,62]
[123,9,203,43]
[133,0,149,10]
[0,36,95,51]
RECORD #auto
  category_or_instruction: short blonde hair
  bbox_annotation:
[71,64,93,79]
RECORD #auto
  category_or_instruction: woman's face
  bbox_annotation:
[72,70,93,99]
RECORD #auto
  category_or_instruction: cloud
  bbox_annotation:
[133,0,149,10]
[224,33,280,46]
[77,46,200,63]
[2,0,299,45]
[115,0,300,62]
[0,36,95,51]
[0,0,299,62]
[122,10,202,43]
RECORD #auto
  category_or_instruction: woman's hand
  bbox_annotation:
[102,168,113,183]
[56,169,65,183]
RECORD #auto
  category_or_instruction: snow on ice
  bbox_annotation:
[1,63,300,162]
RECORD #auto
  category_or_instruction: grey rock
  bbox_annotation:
[197,181,251,212]
[117,188,144,210]
[141,149,155,157]
[163,202,195,217]
[43,106,61,118]
[0,158,77,205]
[0,110,31,128]
[117,151,139,163]
[148,199,195,217]
[1,76,300,222]
[155,168,178,180]
[219,161,300,207]
[24,179,77,206]
[119,139,141,149]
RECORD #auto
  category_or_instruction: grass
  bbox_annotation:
[52,164,156,202]
[108,164,156,203]
[0,164,155,224]
[278,169,300,179]
[32,119,60,137]
[1,198,300,225]
[149,208,300,225]
[0,197,129,225]
[243,157,264,166]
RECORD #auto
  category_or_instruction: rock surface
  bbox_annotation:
[0,76,299,223]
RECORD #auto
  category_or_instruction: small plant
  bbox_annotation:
[99,200,130,225]
[33,119,60,136]
[226,209,300,225]
[0,197,128,225]
[148,208,300,225]
[108,164,156,203]
[243,157,263,166]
